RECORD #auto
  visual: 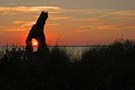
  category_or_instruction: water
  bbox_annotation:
[49,47,91,59]
[0,46,92,60]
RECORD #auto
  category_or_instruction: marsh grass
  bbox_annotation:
[0,40,135,90]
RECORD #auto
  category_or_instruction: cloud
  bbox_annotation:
[1,0,135,10]
[76,22,135,33]
[0,27,25,32]
[19,21,34,27]
[0,6,135,39]
[73,9,135,33]
[13,21,26,24]
[0,6,63,14]
[0,21,34,32]
[50,16,72,20]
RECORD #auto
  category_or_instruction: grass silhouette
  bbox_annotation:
[0,40,135,90]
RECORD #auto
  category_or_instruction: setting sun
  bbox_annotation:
[32,39,38,47]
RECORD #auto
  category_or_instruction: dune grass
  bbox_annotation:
[0,40,135,90]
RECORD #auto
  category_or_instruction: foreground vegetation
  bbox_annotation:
[0,40,135,90]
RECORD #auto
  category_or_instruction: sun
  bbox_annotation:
[32,39,38,47]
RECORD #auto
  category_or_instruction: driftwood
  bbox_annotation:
[26,11,49,61]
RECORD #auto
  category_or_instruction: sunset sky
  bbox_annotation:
[0,0,135,46]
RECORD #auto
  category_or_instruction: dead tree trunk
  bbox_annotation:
[26,11,50,62]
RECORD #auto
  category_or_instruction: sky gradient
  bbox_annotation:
[0,0,135,46]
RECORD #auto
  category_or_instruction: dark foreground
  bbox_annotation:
[0,40,135,90]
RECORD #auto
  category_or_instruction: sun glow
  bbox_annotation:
[32,39,38,47]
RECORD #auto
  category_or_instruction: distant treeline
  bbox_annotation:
[0,39,135,90]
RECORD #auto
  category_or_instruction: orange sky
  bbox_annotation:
[0,6,135,46]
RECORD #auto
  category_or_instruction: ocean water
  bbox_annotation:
[0,46,92,60]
